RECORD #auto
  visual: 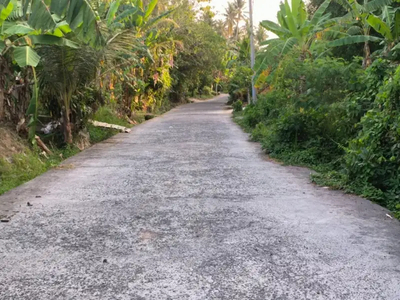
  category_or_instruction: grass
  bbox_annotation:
[0,106,135,195]
[88,106,134,144]
[192,92,218,100]
[0,146,80,195]
[0,102,178,196]
[232,111,400,218]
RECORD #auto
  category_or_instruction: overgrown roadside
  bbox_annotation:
[0,106,170,196]
[232,107,399,220]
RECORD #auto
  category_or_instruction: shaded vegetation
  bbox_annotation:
[0,0,229,193]
[229,0,400,217]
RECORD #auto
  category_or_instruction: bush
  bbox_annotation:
[243,56,361,162]
[234,55,400,215]
[344,64,400,211]
[202,86,212,96]
[232,100,243,112]
[228,66,252,102]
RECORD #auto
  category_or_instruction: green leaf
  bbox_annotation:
[334,0,352,11]
[136,14,143,26]
[281,36,298,55]
[0,1,13,26]
[13,46,41,67]
[393,10,400,39]
[52,28,64,37]
[260,37,281,46]
[106,0,120,26]
[390,41,400,50]
[145,9,173,28]
[30,35,79,48]
[291,0,300,27]
[311,0,331,25]
[56,20,72,34]
[367,14,392,41]
[0,40,5,53]
[346,25,363,35]
[328,35,382,47]
[277,3,288,29]
[144,0,157,20]
[50,0,103,47]
[298,0,307,25]
[364,0,392,13]
[113,7,139,24]
[28,0,57,31]
[4,24,35,35]
[284,0,299,39]
[49,0,68,16]
[260,20,291,37]
[0,0,11,7]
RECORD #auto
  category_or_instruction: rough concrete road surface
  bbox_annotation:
[1,95,400,300]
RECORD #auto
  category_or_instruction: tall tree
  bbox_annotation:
[255,25,268,47]
[224,3,236,39]
[233,0,246,40]
[328,0,393,67]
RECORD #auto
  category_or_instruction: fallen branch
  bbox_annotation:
[35,135,53,155]
[125,116,137,125]
[89,120,131,133]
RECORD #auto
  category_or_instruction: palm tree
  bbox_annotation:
[255,25,268,47]
[214,19,227,38]
[233,0,246,40]
[0,0,102,139]
[38,46,100,144]
[224,3,236,39]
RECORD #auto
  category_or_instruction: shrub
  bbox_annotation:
[345,64,400,211]
[232,100,243,112]
[234,54,400,215]
[202,86,212,96]
[228,66,252,102]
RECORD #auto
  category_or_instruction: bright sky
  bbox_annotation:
[210,0,281,26]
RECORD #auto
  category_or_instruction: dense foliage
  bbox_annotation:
[0,0,227,144]
[231,0,400,216]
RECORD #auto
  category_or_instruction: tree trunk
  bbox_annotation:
[0,58,5,121]
[0,88,4,121]
[363,41,372,68]
[235,22,239,41]
[63,107,73,144]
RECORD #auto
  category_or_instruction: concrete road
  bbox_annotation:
[1,95,400,300]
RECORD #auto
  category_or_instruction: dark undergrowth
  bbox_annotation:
[0,106,145,195]
[231,57,400,219]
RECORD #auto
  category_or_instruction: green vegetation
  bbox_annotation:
[232,100,243,112]
[0,0,229,194]
[0,0,228,141]
[229,0,400,217]
[0,146,80,195]
[88,106,134,144]
[0,106,130,195]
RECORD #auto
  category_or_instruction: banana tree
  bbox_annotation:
[256,0,333,76]
[0,0,103,141]
[327,0,393,67]
[366,6,400,54]
[101,0,177,112]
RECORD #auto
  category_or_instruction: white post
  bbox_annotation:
[249,0,257,104]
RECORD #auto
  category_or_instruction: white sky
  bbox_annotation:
[209,0,280,26]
